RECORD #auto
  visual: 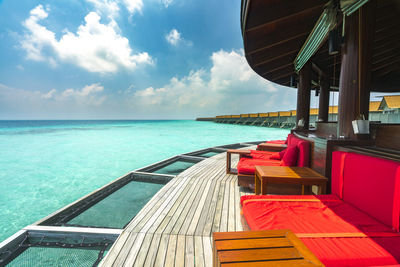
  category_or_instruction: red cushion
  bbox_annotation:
[241,195,400,266]
[341,152,400,231]
[237,158,281,175]
[242,196,392,233]
[296,141,310,167]
[269,152,281,160]
[286,134,292,145]
[302,237,400,266]
[240,194,339,206]
[278,148,286,159]
[331,151,347,198]
[280,145,298,166]
[266,140,286,144]
[249,150,274,160]
[286,135,310,167]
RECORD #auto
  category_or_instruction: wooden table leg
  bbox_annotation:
[255,173,261,195]
[226,151,231,174]
[318,182,326,194]
[261,177,268,195]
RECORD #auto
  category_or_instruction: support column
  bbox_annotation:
[296,62,311,131]
[318,76,330,122]
[337,0,375,138]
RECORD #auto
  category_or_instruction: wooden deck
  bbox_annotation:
[100,150,252,266]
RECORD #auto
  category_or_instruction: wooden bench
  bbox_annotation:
[213,229,324,266]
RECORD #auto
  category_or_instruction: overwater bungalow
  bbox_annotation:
[1,0,400,266]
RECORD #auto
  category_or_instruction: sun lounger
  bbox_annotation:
[237,134,311,189]
[241,151,400,266]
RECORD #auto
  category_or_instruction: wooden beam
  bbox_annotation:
[253,51,297,69]
[312,62,327,77]
[245,32,309,56]
[338,1,376,139]
[259,61,294,76]
[373,45,400,60]
[296,63,311,130]
[246,2,325,32]
[373,60,400,78]
[359,0,376,121]
[244,8,320,54]
[248,34,306,62]
[266,70,294,82]
[372,52,400,71]
[318,76,330,122]
[374,24,400,41]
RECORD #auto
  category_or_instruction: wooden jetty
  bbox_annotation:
[100,150,251,266]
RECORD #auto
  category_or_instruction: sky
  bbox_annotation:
[0,0,302,119]
[0,0,393,120]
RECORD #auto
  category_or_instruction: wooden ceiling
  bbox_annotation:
[241,0,400,92]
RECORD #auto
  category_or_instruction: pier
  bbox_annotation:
[197,96,400,128]
[100,150,250,266]
[0,143,257,266]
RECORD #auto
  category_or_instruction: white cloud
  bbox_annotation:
[59,83,104,98]
[165,28,192,46]
[0,83,108,119]
[161,0,173,8]
[85,0,142,17]
[85,0,120,19]
[41,89,56,99]
[21,5,152,73]
[0,50,297,119]
[121,0,143,14]
[165,29,181,45]
[38,83,106,107]
[132,49,296,117]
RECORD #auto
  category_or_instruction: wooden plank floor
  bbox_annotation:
[100,150,253,267]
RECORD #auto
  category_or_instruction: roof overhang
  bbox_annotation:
[241,0,400,92]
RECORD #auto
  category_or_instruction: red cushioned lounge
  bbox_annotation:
[256,134,290,150]
[237,134,310,175]
[237,158,281,175]
[241,151,400,266]
[302,237,400,266]
[265,140,286,144]
[241,196,400,266]
[248,150,277,160]
[242,196,393,234]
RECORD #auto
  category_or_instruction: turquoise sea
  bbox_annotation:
[0,120,289,242]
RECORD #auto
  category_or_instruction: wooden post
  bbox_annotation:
[318,76,330,122]
[337,1,375,139]
[296,63,311,130]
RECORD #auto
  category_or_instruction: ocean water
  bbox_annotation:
[0,120,289,242]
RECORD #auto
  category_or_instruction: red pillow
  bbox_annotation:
[278,148,287,159]
[270,152,281,160]
[280,145,298,166]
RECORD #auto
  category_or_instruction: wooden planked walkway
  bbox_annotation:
[100,150,252,267]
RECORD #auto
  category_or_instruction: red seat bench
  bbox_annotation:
[237,134,311,188]
[256,134,289,149]
[241,151,400,266]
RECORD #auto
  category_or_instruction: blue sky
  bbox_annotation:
[0,0,389,119]
[0,0,303,119]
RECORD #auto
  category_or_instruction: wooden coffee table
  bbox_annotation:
[213,229,324,266]
[255,166,328,195]
[257,143,287,151]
